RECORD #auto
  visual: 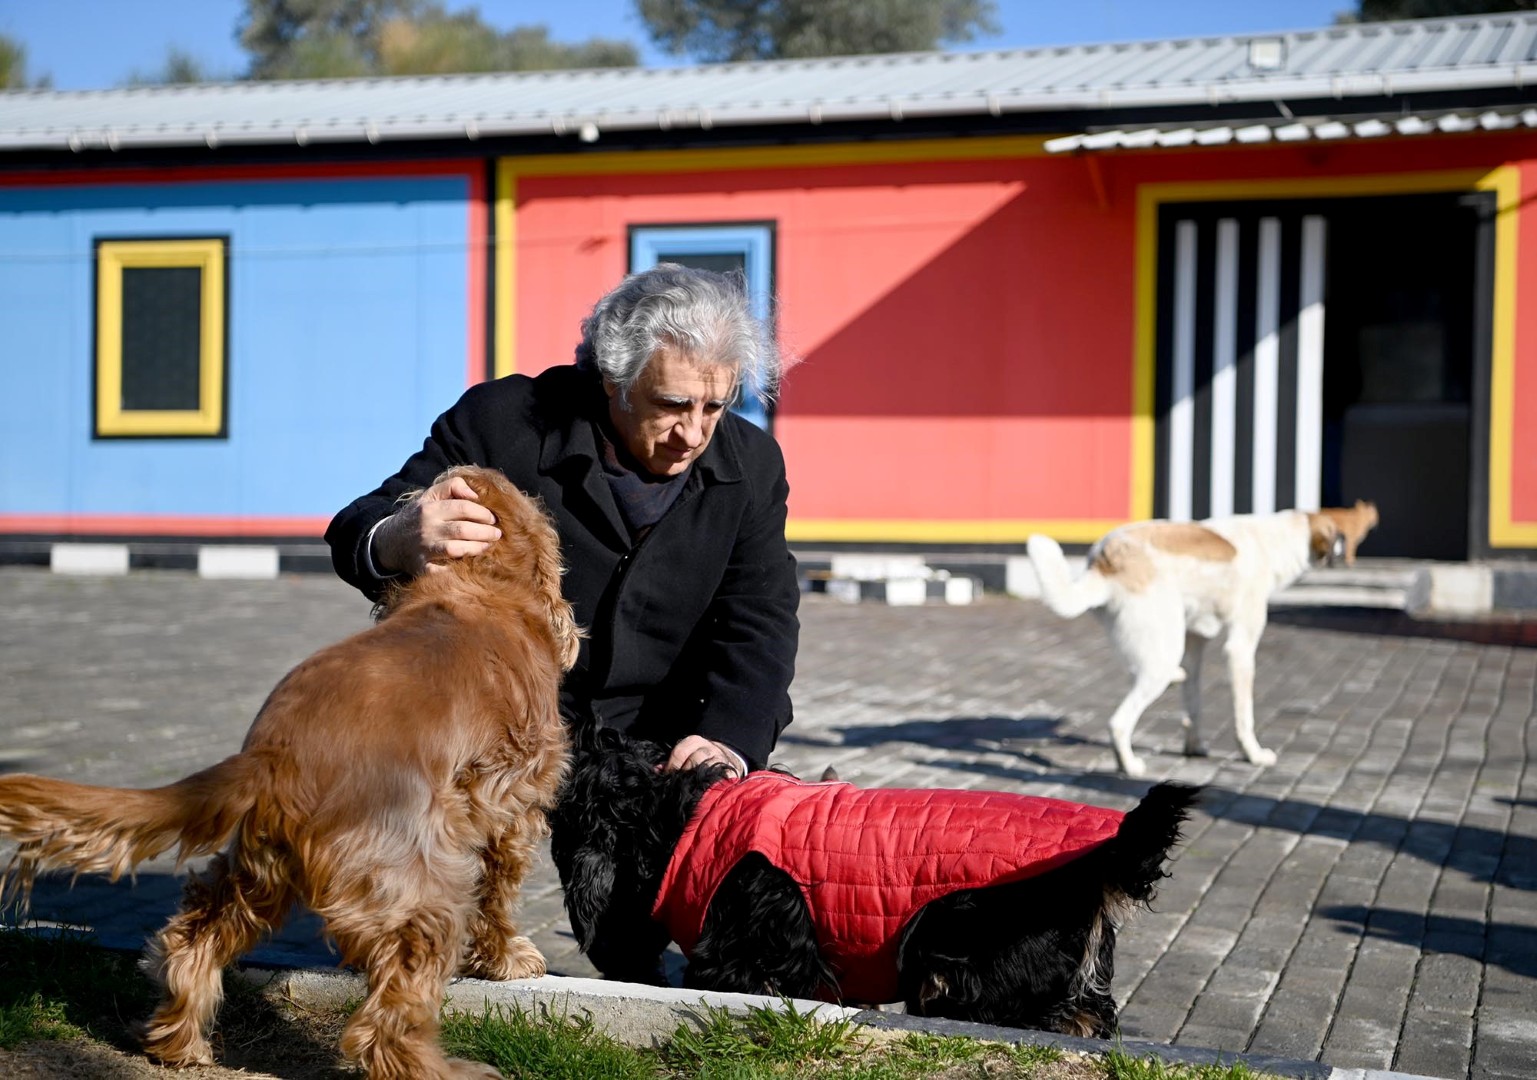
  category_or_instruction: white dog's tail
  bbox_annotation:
[1026,535,1112,619]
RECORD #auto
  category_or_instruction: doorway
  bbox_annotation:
[1322,193,1482,560]
[1153,191,1488,559]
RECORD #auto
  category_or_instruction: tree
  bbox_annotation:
[240,0,421,78]
[637,0,1000,62]
[239,0,637,79]
[125,47,223,87]
[1349,0,1537,19]
[0,33,50,89]
[377,12,637,75]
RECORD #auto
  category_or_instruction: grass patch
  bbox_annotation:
[443,1000,1264,1080]
[0,925,153,1049]
[443,1004,658,1080]
[664,999,866,1070]
[1103,1044,1268,1080]
[1,930,1286,1080]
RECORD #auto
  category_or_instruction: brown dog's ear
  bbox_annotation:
[434,465,582,666]
[515,488,582,670]
[536,538,582,671]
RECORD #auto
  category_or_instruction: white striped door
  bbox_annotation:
[1157,207,1328,521]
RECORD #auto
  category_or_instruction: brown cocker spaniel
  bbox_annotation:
[0,466,579,1080]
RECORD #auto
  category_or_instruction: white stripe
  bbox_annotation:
[1169,220,1197,522]
[198,546,280,579]
[1209,219,1238,518]
[50,544,129,576]
[1295,215,1327,510]
[1252,218,1280,514]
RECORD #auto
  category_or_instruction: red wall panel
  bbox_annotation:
[516,157,1133,526]
[510,131,1537,545]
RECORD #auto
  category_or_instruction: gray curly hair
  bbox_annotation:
[574,263,781,410]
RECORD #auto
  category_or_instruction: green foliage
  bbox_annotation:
[0,34,24,89]
[888,1031,989,1065]
[125,46,225,87]
[441,1002,661,1079]
[664,999,866,1070]
[0,33,50,90]
[1103,1043,1265,1080]
[378,14,638,75]
[0,992,75,1048]
[239,0,637,79]
[1010,1041,1069,1071]
[0,927,153,1049]
[239,0,420,77]
[637,0,1000,61]
[1350,0,1537,18]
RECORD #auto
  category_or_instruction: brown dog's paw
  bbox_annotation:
[137,1018,216,1068]
[463,935,547,981]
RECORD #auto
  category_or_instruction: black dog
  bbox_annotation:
[550,728,1199,1036]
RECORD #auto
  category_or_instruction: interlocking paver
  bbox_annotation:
[1,566,1533,1079]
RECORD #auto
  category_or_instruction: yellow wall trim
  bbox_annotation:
[95,237,226,438]
[1477,165,1536,547]
[494,162,517,380]
[506,136,1052,179]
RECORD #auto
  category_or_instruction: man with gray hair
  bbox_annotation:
[326,264,798,777]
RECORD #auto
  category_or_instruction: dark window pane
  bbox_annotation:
[120,266,202,411]
[652,251,746,279]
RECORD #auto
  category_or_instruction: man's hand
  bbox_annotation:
[372,475,501,577]
[663,735,744,777]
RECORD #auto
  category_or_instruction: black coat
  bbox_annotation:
[325,365,799,768]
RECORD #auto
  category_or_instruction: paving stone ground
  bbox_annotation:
[0,566,1532,1080]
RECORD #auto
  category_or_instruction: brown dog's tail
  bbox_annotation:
[0,753,263,907]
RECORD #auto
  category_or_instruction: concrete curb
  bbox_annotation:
[239,967,1452,1080]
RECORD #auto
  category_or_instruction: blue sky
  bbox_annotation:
[1,1,1353,90]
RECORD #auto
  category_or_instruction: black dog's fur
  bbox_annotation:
[550,728,1199,1036]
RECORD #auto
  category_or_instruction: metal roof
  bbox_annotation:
[1044,104,1537,152]
[3,11,1537,153]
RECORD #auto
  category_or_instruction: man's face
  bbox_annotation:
[605,343,736,477]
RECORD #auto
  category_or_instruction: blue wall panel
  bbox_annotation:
[0,173,475,532]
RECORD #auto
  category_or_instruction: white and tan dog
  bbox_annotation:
[1027,511,1342,777]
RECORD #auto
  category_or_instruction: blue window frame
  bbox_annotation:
[629,223,775,430]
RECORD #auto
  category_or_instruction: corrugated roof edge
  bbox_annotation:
[2,11,1536,152]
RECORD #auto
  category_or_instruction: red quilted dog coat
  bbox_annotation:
[651,772,1125,1004]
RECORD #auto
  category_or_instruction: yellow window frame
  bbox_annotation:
[96,237,227,438]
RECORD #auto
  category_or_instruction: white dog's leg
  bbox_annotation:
[1180,632,1210,758]
[1107,673,1172,779]
[1103,594,1185,778]
[1225,624,1276,767]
